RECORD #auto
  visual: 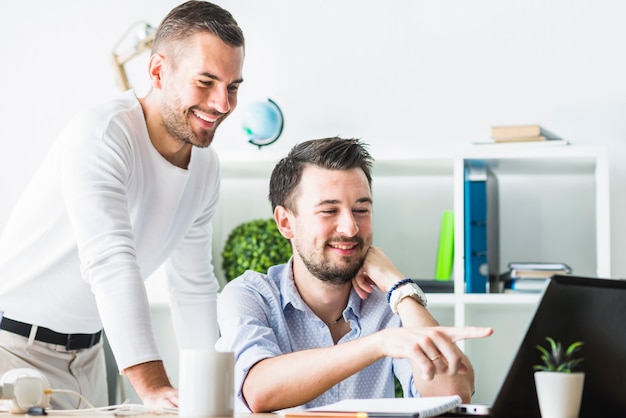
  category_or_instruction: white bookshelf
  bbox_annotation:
[211,143,610,404]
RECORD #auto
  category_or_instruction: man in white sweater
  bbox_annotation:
[0,0,244,410]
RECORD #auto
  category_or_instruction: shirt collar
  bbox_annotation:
[279,258,305,312]
[279,258,363,320]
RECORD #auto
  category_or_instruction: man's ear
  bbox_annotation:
[274,205,294,239]
[147,53,165,89]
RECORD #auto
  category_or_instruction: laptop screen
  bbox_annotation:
[491,275,626,417]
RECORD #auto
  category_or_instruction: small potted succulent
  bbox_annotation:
[533,337,585,418]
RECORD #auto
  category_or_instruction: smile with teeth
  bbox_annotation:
[330,243,357,250]
[192,109,218,123]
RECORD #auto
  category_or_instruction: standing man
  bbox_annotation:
[217,137,493,412]
[0,1,244,409]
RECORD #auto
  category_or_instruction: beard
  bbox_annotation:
[160,95,221,149]
[295,237,368,285]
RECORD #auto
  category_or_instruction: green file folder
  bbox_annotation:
[435,210,454,280]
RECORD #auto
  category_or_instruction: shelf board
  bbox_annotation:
[427,292,541,307]
[374,159,454,177]
[463,292,541,305]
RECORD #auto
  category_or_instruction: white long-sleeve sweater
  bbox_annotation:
[0,91,221,370]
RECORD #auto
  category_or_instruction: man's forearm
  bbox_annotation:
[243,335,383,412]
[395,296,439,327]
[124,360,173,401]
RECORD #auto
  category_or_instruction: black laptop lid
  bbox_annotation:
[491,275,626,417]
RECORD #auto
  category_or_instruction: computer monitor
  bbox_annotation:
[491,274,626,417]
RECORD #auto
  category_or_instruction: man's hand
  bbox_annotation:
[124,360,179,408]
[352,246,408,299]
[376,326,492,381]
[377,325,492,402]
[351,245,493,402]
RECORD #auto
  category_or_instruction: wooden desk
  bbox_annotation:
[0,412,486,418]
[0,405,480,418]
[1,415,473,418]
[0,413,278,418]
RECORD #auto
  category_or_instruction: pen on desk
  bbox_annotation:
[284,413,418,418]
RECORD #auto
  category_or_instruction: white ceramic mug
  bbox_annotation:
[178,350,235,417]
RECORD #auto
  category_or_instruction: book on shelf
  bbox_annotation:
[510,269,570,279]
[492,135,559,143]
[502,277,548,293]
[472,138,570,146]
[508,261,571,278]
[490,124,561,141]
[284,395,462,418]
[499,262,572,293]
[507,261,572,271]
[502,279,548,293]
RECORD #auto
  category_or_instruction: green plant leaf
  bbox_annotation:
[221,218,293,282]
[534,337,584,373]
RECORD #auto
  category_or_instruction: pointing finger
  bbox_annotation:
[445,326,494,343]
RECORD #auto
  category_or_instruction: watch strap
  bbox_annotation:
[389,280,428,313]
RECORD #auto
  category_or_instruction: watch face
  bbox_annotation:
[415,284,427,307]
[415,289,427,307]
[410,282,428,307]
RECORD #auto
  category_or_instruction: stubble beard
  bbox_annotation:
[161,97,221,149]
[296,237,369,285]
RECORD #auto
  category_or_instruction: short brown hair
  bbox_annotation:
[152,0,245,58]
[269,137,374,213]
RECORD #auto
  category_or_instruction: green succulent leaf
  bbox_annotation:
[534,337,584,373]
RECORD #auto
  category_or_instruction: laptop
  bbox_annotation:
[455,274,626,417]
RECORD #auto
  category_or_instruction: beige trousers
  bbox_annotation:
[0,330,108,410]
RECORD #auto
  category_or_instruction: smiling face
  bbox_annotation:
[277,165,373,285]
[156,31,244,149]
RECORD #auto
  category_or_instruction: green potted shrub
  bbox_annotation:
[221,218,292,282]
[533,337,584,418]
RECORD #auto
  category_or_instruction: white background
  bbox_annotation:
[2,1,625,279]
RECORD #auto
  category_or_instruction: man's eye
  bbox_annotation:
[228,85,240,93]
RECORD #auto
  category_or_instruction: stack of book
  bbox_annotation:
[490,125,567,144]
[500,262,572,293]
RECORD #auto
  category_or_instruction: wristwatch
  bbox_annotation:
[389,280,428,314]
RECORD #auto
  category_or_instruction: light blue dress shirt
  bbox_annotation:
[216,260,417,412]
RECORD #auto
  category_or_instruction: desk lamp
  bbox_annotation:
[111,21,155,91]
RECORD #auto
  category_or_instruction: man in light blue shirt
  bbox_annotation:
[216,137,492,413]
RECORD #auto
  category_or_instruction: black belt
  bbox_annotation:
[0,317,102,351]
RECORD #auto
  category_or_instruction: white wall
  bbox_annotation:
[1,0,625,278]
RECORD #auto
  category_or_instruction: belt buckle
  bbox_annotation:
[65,334,81,351]
[65,331,99,350]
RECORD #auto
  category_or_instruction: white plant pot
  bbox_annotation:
[534,371,585,418]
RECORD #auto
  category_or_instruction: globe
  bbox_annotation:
[242,98,284,148]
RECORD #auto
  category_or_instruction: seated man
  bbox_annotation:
[216,137,493,412]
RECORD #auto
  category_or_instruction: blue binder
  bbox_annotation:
[464,161,499,293]
[464,162,488,293]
